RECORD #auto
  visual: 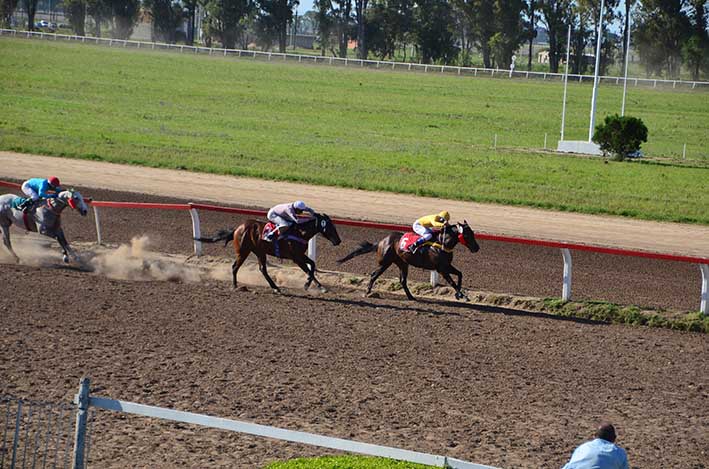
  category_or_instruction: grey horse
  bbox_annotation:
[0,190,89,263]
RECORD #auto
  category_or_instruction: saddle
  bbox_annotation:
[399,232,442,253]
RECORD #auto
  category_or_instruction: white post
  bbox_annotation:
[93,206,102,245]
[189,208,202,257]
[493,134,497,150]
[588,0,605,141]
[682,143,687,159]
[621,13,631,116]
[700,264,709,315]
[544,132,548,149]
[561,248,572,301]
[430,271,438,288]
[72,377,90,469]
[560,25,571,141]
[308,237,317,261]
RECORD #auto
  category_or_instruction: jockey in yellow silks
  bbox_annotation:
[411,210,450,252]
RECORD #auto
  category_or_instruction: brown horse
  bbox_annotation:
[337,221,480,301]
[197,213,341,293]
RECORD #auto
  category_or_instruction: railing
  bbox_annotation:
[1,28,707,90]
[70,377,495,469]
[1,179,707,313]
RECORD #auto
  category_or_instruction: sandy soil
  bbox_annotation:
[0,164,707,468]
[2,151,708,257]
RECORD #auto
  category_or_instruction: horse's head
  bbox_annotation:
[455,220,480,253]
[57,190,89,216]
[316,213,341,246]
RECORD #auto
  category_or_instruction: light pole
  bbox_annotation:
[588,0,605,141]
[621,13,632,116]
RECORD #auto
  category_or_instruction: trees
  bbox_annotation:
[0,0,18,28]
[455,0,495,67]
[539,0,572,73]
[366,0,412,59]
[592,114,648,161]
[683,0,709,80]
[86,0,111,37]
[111,0,141,39]
[317,0,353,58]
[523,0,538,70]
[256,0,298,52]
[144,0,183,43]
[412,0,458,64]
[635,0,691,79]
[23,0,38,30]
[354,0,369,59]
[64,0,87,35]
[203,0,254,49]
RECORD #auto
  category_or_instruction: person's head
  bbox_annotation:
[48,176,61,189]
[293,200,307,213]
[438,210,450,222]
[595,422,617,443]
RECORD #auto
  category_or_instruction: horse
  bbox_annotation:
[197,213,341,293]
[0,190,89,264]
[337,221,480,301]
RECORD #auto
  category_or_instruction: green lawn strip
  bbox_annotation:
[264,455,434,468]
[1,38,708,224]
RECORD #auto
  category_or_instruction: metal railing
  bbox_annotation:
[1,28,707,90]
[0,396,91,469]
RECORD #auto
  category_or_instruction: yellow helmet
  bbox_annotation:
[438,210,450,221]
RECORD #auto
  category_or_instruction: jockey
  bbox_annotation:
[265,200,316,242]
[411,210,450,253]
[18,176,62,213]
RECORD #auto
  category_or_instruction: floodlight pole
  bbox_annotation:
[621,14,632,116]
[560,25,572,141]
[588,0,605,141]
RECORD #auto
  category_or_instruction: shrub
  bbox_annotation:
[592,114,648,161]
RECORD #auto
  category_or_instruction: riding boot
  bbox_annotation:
[265,228,279,242]
[19,199,34,213]
[411,237,426,253]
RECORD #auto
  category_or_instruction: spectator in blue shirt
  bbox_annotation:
[562,422,629,469]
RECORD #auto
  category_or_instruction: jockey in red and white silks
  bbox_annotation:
[265,201,316,241]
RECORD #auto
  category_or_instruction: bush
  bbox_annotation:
[592,114,648,161]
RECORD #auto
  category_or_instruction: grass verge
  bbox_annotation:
[1,38,708,224]
[264,455,434,468]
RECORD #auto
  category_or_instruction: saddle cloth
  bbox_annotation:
[399,232,442,253]
[262,222,306,244]
[10,196,27,210]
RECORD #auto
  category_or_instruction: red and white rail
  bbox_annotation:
[1,180,707,314]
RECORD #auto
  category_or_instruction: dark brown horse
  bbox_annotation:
[197,213,341,293]
[337,221,480,301]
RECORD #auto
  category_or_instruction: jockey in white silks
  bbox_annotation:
[265,200,316,241]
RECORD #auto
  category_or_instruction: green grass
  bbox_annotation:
[1,38,708,224]
[264,455,433,468]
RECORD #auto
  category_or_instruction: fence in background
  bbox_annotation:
[0,395,90,469]
[1,28,707,90]
[70,378,495,469]
[0,179,707,313]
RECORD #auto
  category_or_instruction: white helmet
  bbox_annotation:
[293,200,307,211]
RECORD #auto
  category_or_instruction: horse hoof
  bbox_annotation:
[304,282,311,290]
[272,288,281,295]
[319,287,328,294]
[62,255,69,263]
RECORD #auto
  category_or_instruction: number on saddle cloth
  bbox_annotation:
[262,222,277,240]
[399,232,442,253]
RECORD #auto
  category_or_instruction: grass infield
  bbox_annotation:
[0,38,707,224]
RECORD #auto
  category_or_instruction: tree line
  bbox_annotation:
[1,0,707,80]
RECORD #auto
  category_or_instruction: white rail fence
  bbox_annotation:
[1,28,708,90]
[71,378,497,469]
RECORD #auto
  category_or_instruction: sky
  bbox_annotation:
[297,0,316,15]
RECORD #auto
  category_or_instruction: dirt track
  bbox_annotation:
[0,185,708,468]
[2,151,709,257]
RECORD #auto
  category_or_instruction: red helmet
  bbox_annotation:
[48,176,61,187]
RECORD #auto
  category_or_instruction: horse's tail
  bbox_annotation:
[337,241,377,264]
[195,229,235,247]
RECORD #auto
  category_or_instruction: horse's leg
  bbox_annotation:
[440,265,468,301]
[366,261,391,296]
[397,263,416,301]
[53,228,75,263]
[257,252,280,293]
[0,223,19,263]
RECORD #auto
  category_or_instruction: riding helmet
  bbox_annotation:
[48,176,61,187]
